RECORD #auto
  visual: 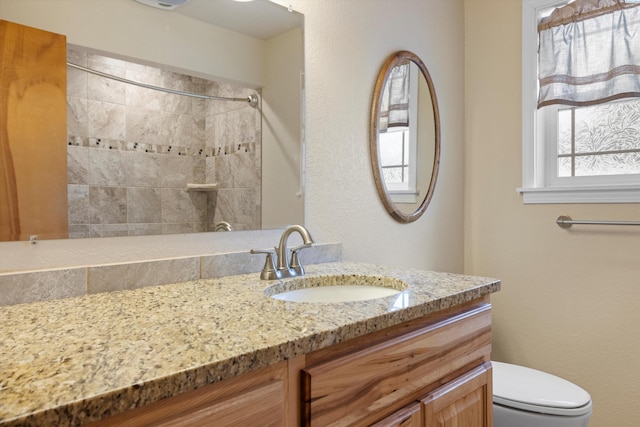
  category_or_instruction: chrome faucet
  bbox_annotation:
[276,225,314,278]
[251,225,314,280]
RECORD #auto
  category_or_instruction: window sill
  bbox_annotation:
[517,185,640,204]
[389,191,419,204]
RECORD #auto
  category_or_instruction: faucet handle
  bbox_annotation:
[289,243,312,276]
[290,243,312,252]
[250,249,281,280]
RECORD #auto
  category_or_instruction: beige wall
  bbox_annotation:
[291,0,466,272]
[464,1,640,425]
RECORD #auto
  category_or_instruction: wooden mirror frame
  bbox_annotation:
[370,50,441,223]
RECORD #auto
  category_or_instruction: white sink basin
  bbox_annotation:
[265,275,408,303]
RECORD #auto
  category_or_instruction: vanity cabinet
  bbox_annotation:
[92,299,492,426]
[301,299,492,426]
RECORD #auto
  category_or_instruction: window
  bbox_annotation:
[555,101,640,178]
[378,62,420,203]
[379,128,413,190]
[520,0,640,203]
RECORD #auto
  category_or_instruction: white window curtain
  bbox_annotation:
[538,0,640,108]
[379,61,410,132]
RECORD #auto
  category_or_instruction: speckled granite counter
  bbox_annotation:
[0,262,500,426]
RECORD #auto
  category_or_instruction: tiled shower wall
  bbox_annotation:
[66,48,261,238]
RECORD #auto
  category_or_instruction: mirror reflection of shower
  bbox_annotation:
[66,47,261,237]
[0,0,304,242]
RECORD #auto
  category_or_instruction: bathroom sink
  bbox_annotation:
[264,274,408,303]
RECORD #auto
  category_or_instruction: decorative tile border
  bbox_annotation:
[68,135,256,158]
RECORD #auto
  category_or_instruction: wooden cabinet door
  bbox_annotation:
[0,20,68,241]
[420,362,492,427]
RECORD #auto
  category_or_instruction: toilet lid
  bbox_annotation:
[492,361,592,417]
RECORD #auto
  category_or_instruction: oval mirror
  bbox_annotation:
[370,51,440,223]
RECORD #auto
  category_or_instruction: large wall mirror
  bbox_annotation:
[0,0,304,241]
[370,50,440,223]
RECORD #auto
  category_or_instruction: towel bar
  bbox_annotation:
[556,215,640,229]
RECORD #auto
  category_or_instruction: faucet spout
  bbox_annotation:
[276,225,314,277]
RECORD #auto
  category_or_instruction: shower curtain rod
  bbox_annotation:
[556,215,640,228]
[67,62,258,108]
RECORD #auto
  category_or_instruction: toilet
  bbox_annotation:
[492,361,592,427]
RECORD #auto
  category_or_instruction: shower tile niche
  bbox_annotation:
[66,48,261,238]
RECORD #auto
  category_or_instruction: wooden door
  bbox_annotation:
[0,20,68,241]
[421,363,493,427]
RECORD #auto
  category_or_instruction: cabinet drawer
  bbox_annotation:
[90,361,287,427]
[301,304,491,426]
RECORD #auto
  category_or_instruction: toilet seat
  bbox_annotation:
[492,361,592,417]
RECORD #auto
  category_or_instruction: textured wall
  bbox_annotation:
[464,1,640,425]
[290,0,466,273]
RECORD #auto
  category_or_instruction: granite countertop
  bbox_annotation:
[0,262,500,426]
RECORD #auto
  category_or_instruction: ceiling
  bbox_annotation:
[172,0,302,40]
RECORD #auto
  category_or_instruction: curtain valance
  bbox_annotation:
[380,61,410,131]
[538,0,640,108]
